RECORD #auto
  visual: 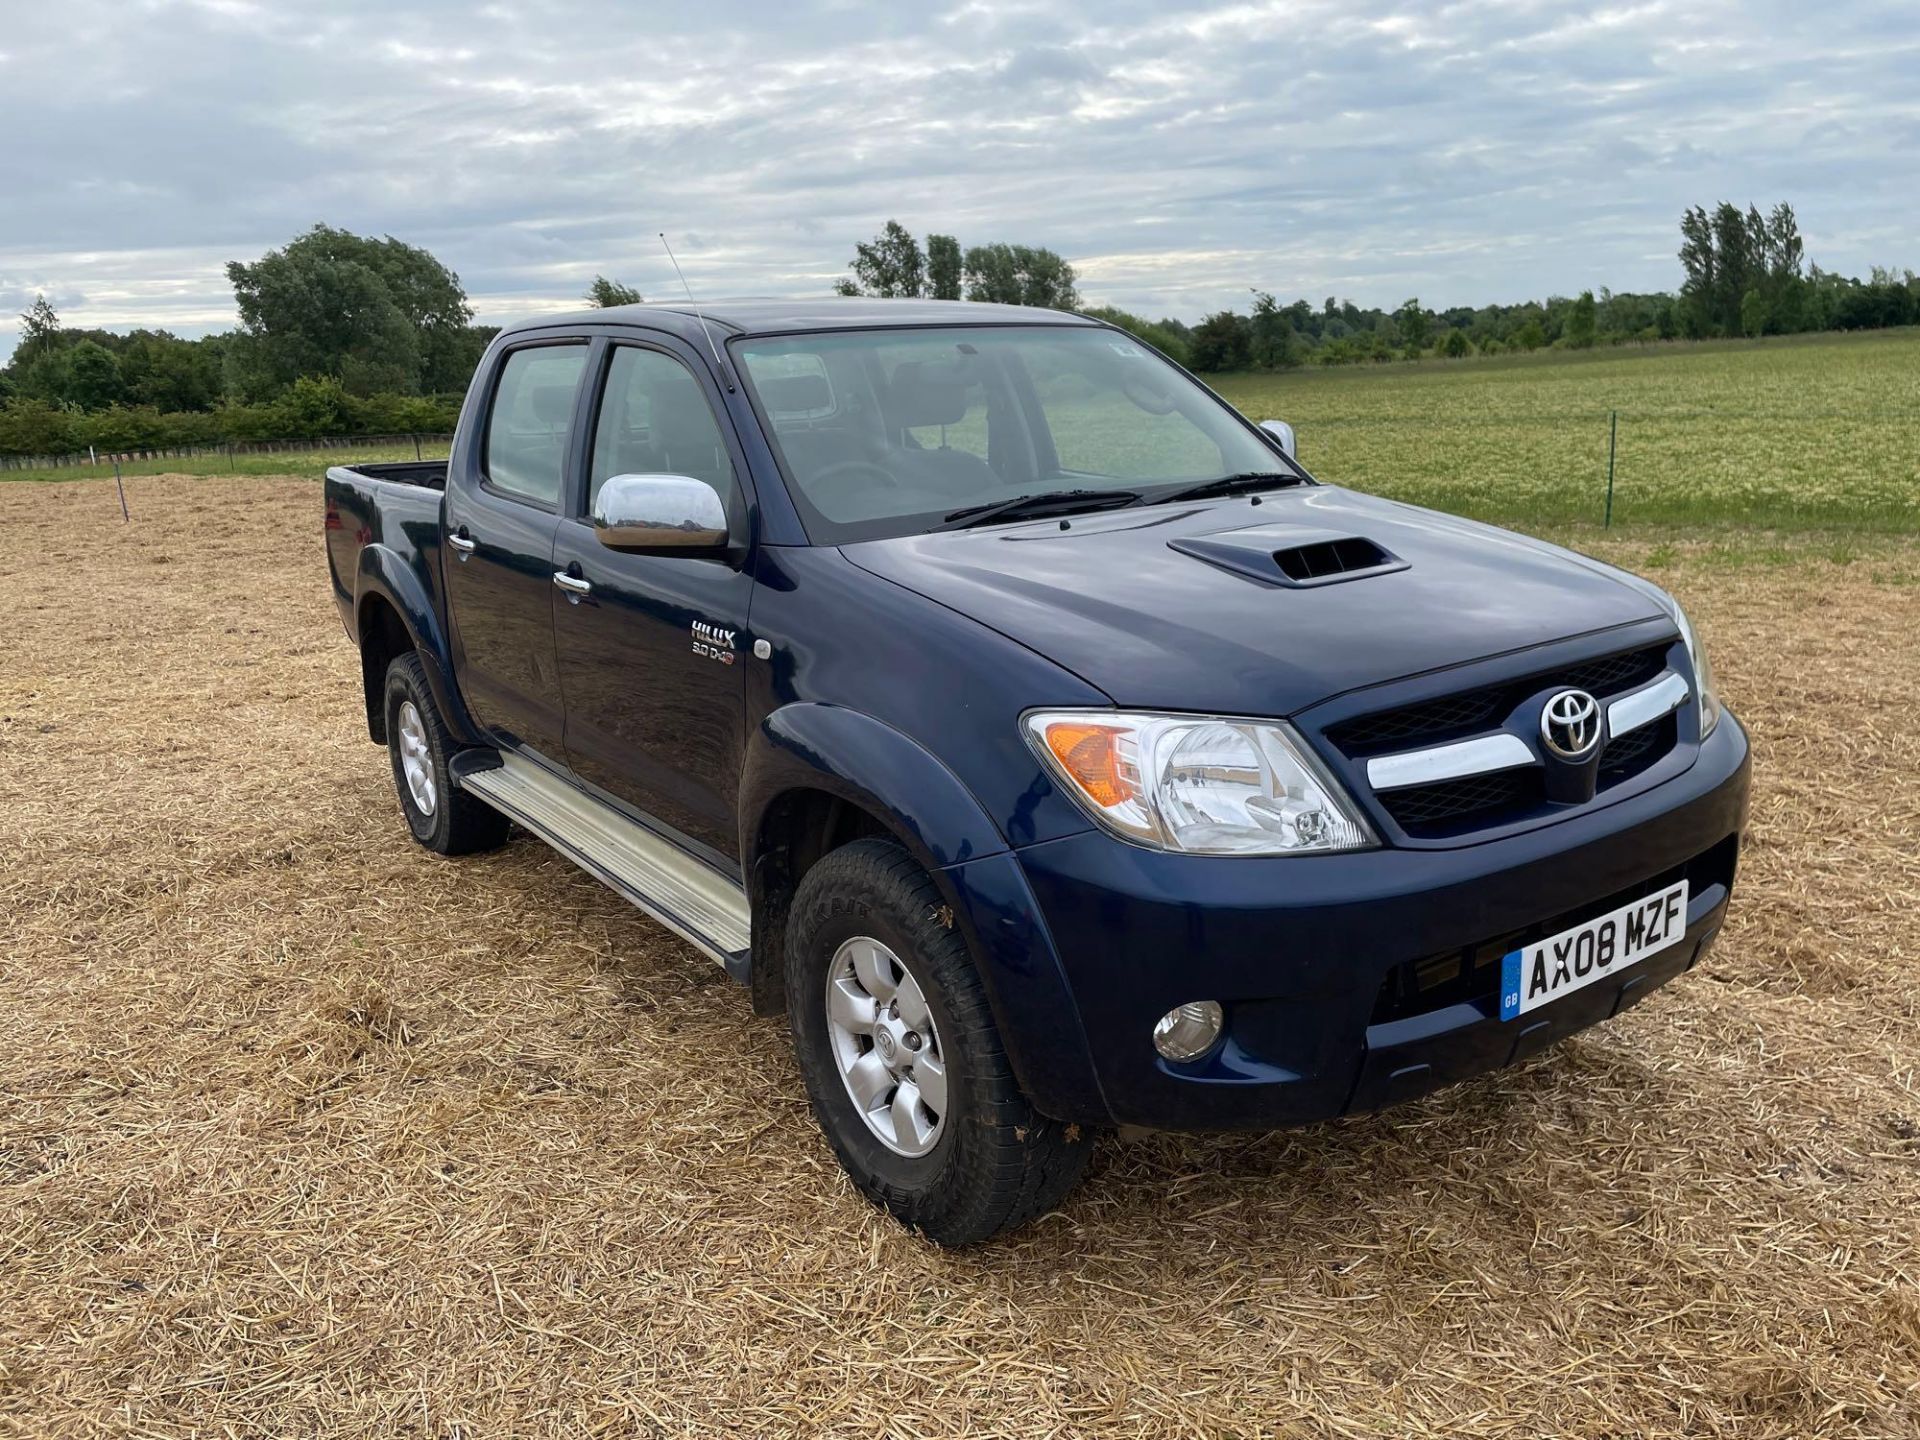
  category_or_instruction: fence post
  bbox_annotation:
[1603,410,1618,529]
[114,460,129,523]
[412,432,422,461]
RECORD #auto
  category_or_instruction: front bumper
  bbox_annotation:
[996,711,1750,1130]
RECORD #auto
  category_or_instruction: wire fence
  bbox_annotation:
[0,433,456,473]
[5,407,1915,534]
[1275,405,1919,533]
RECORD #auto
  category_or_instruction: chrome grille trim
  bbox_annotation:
[1366,732,1537,793]
[1606,671,1689,739]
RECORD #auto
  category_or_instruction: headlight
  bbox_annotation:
[1025,710,1376,856]
[1666,598,1720,738]
[1617,574,1720,739]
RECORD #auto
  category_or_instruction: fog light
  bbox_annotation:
[1152,1001,1224,1062]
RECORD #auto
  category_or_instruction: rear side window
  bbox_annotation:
[485,344,588,505]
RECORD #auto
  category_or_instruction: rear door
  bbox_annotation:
[443,338,590,759]
[551,335,755,863]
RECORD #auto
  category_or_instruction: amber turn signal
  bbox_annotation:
[1041,721,1134,808]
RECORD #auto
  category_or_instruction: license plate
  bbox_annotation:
[1500,880,1689,1021]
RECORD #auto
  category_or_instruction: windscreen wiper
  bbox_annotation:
[937,488,1145,531]
[1152,471,1308,505]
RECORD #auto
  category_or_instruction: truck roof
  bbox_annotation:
[506,297,1100,341]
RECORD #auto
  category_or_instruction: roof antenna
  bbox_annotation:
[659,232,735,392]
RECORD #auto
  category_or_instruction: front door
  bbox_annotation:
[443,339,589,759]
[552,338,754,863]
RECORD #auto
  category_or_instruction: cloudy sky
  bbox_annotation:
[1,0,1914,359]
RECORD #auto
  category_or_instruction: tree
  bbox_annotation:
[1566,290,1597,348]
[226,225,472,396]
[585,276,643,307]
[1740,288,1769,338]
[1248,291,1301,370]
[1443,329,1471,358]
[961,243,1079,309]
[1188,311,1251,372]
[1394,298,1431,351]
[64,341,125,410]
[1512,319,1546,352]
[926,234,963,301]
[846,220,926,298]
[15,295,62,368]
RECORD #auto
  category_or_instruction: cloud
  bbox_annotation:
[1,0,1915,358]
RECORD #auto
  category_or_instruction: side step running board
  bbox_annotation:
[456,751,752,969]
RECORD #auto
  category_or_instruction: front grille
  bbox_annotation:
[1599,715,1673,785]
[1327,641,1677,837]
[1328,643,1669,757]
[1368,835,1739,1026]
[1380,770,1537,828]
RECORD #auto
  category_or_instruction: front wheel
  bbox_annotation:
[786,838,1095,1245]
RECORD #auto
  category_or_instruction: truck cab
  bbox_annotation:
[325,299,1749,1245]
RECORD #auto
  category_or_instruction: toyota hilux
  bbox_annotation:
[323,298,1749,1245]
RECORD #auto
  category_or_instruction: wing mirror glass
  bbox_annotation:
[1259,419,1297,459]
[593,473,730,553]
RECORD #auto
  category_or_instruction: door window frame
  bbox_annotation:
[479,336,594,514]
[568,332,754,548]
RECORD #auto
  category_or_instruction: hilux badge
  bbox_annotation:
[691,621,737,665]
[1540,689,1602,760]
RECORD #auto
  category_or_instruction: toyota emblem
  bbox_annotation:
[1540,689,1602,760]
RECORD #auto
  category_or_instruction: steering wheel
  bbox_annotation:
[809,458,900,492]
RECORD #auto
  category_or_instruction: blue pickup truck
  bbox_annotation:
[325,298,1749,1245]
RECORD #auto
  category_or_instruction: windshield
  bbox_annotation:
[735,325,1299,543]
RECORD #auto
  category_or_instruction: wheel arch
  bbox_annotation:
[353,545,480,747]
[739,704,1009,1018]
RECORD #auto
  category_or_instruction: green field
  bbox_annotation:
[1211,328,1920,533]
[0,439,451,486]
[9,330,1915,538]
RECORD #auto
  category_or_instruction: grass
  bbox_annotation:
[6,329,1915,539]
[1209,327,1920,533]
[0,439,450,486]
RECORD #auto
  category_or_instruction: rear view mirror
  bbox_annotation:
[593,473,729,553]
[1120,371,1178,416]
[1259,419,1297,459]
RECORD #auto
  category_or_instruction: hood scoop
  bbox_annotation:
[1169,523,1409,588]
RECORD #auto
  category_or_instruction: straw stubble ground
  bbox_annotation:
[2,474,1917,1438]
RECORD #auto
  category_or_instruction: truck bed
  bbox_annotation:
[324,461,449,645]
[336,459,449,490]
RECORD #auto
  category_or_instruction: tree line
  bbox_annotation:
[4,205,1916,458]
[1080,202,1919,372]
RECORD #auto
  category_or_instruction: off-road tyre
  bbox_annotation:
[786,837,1095,1246]
[383,651,511,857]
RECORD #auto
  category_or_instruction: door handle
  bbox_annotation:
[553,570,592,602]
[448,532,477,555]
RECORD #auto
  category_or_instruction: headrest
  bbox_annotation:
[889,362,969,428]
[529,383,575,426]
[761,373,832,416]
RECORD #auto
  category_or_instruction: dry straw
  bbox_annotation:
[2,475,1917,1437]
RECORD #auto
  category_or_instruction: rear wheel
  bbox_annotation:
[786,838,1095,1245]
[383,652,510,856]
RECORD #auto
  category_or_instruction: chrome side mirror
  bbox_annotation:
[593,473,729,553]
[1259,419,1297,459]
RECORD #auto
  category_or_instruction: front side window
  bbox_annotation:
[485,344,588,505]
[588,346,737,511]
[736,325,1290,543]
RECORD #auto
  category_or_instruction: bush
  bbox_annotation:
[0,398,79,456]
[0,388,467,457]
